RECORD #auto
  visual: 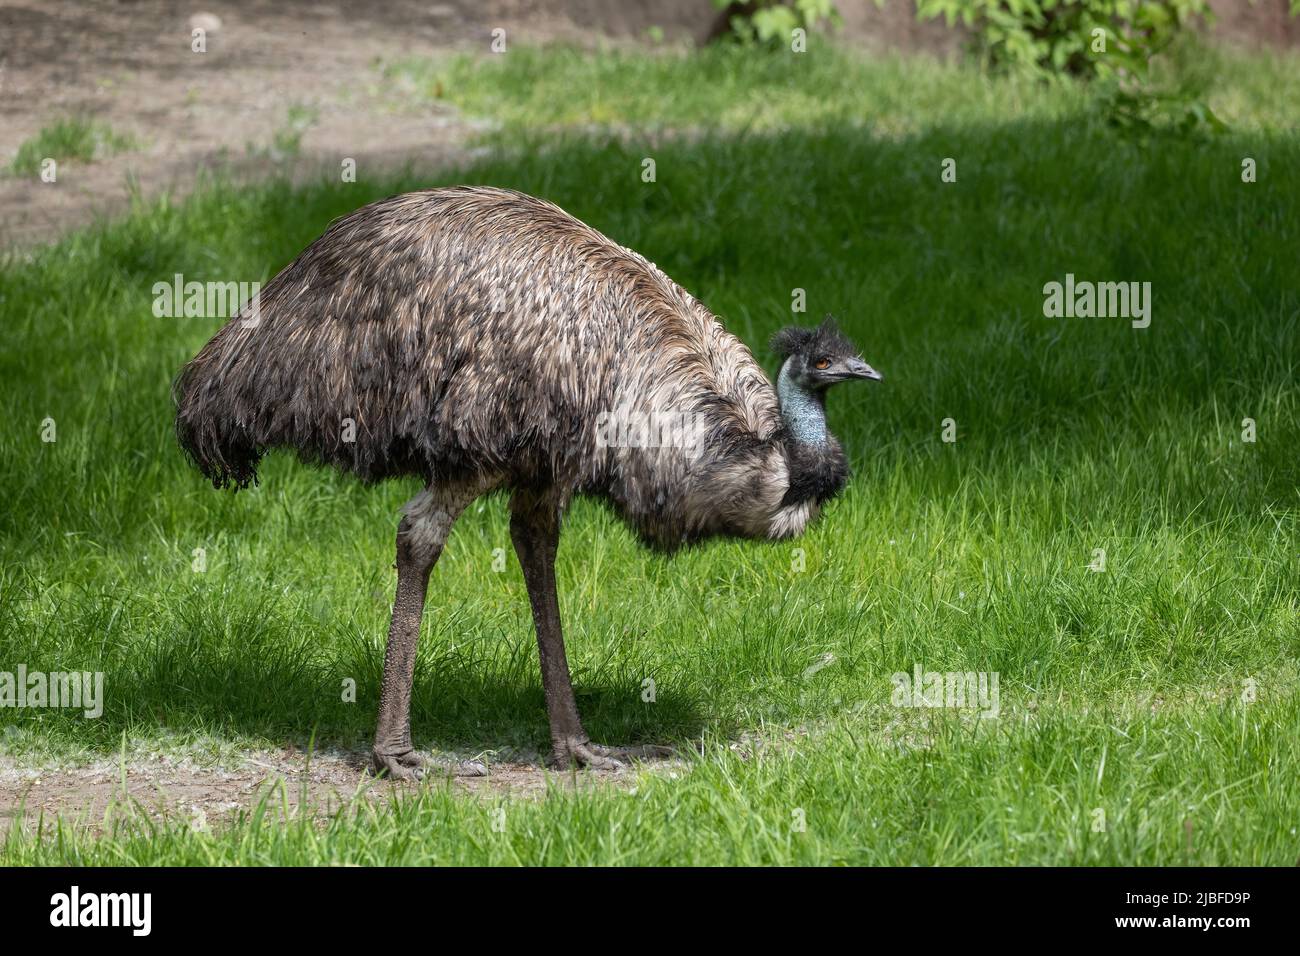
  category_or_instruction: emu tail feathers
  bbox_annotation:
[172,360,263,489]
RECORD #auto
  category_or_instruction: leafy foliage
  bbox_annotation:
[911,1,1234,134]
[714,0,843,46]
[913,0,1213,77]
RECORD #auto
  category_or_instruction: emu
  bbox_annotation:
[174,186,881,778]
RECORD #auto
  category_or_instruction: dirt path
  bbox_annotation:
[0,1,565,248]
[0,746,677,832]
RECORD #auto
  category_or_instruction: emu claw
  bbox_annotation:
[552,739,674,771]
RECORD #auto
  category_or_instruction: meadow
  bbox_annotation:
[1,41,1297,864]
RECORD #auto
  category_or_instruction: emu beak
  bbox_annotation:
[847,358,883,382]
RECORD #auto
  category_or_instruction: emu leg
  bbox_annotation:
[510,496,671,770]
[371,489,472,780]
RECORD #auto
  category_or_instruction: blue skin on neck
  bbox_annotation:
[777,357,828,447]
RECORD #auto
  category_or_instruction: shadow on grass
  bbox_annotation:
[0,575,712,758]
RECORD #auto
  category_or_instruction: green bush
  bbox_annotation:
[913,0,1213,78]
[910,1,1235,134]
[713,0,843,47]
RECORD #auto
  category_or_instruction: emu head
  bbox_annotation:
[770,315,882,392]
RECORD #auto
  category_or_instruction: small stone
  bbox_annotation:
[189,12,223,33]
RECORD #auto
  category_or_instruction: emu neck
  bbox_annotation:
[777,359,828,447]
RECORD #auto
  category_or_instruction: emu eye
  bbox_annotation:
[814,358,831,370]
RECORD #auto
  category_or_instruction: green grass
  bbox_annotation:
[8,116,137,176]
[1,43,1298,864]
[382,41,1300,134]
[7,702,1297,865]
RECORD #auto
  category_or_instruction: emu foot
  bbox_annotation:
[369,748,427,781]
[550,738,673,771]
[370,749,489,781]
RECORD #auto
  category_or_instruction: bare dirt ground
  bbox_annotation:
[1,1,497,248]
[0,745,692,832]
[1,0,735,248]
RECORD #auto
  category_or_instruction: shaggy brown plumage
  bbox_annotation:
[173,186,880,774]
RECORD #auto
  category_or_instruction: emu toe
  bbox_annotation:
[551,739,674,771]
[370,750,490,780]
